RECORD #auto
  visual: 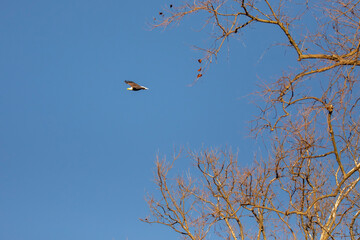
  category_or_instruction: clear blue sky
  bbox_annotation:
[0,1,295,239]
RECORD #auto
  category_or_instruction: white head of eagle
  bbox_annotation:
[124,80,149,91]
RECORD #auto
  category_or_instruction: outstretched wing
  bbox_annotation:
[125,80,142,88]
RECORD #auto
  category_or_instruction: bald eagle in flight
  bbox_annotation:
[125,80,148,91]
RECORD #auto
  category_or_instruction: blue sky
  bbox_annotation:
[0,1,296,239]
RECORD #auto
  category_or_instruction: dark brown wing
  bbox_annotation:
[125,80,142,88]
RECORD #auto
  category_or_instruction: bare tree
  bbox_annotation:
[142,0,360,239]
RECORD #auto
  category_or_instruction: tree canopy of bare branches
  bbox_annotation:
[143,0,360,239]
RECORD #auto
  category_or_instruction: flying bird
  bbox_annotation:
[124,80,149,91]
